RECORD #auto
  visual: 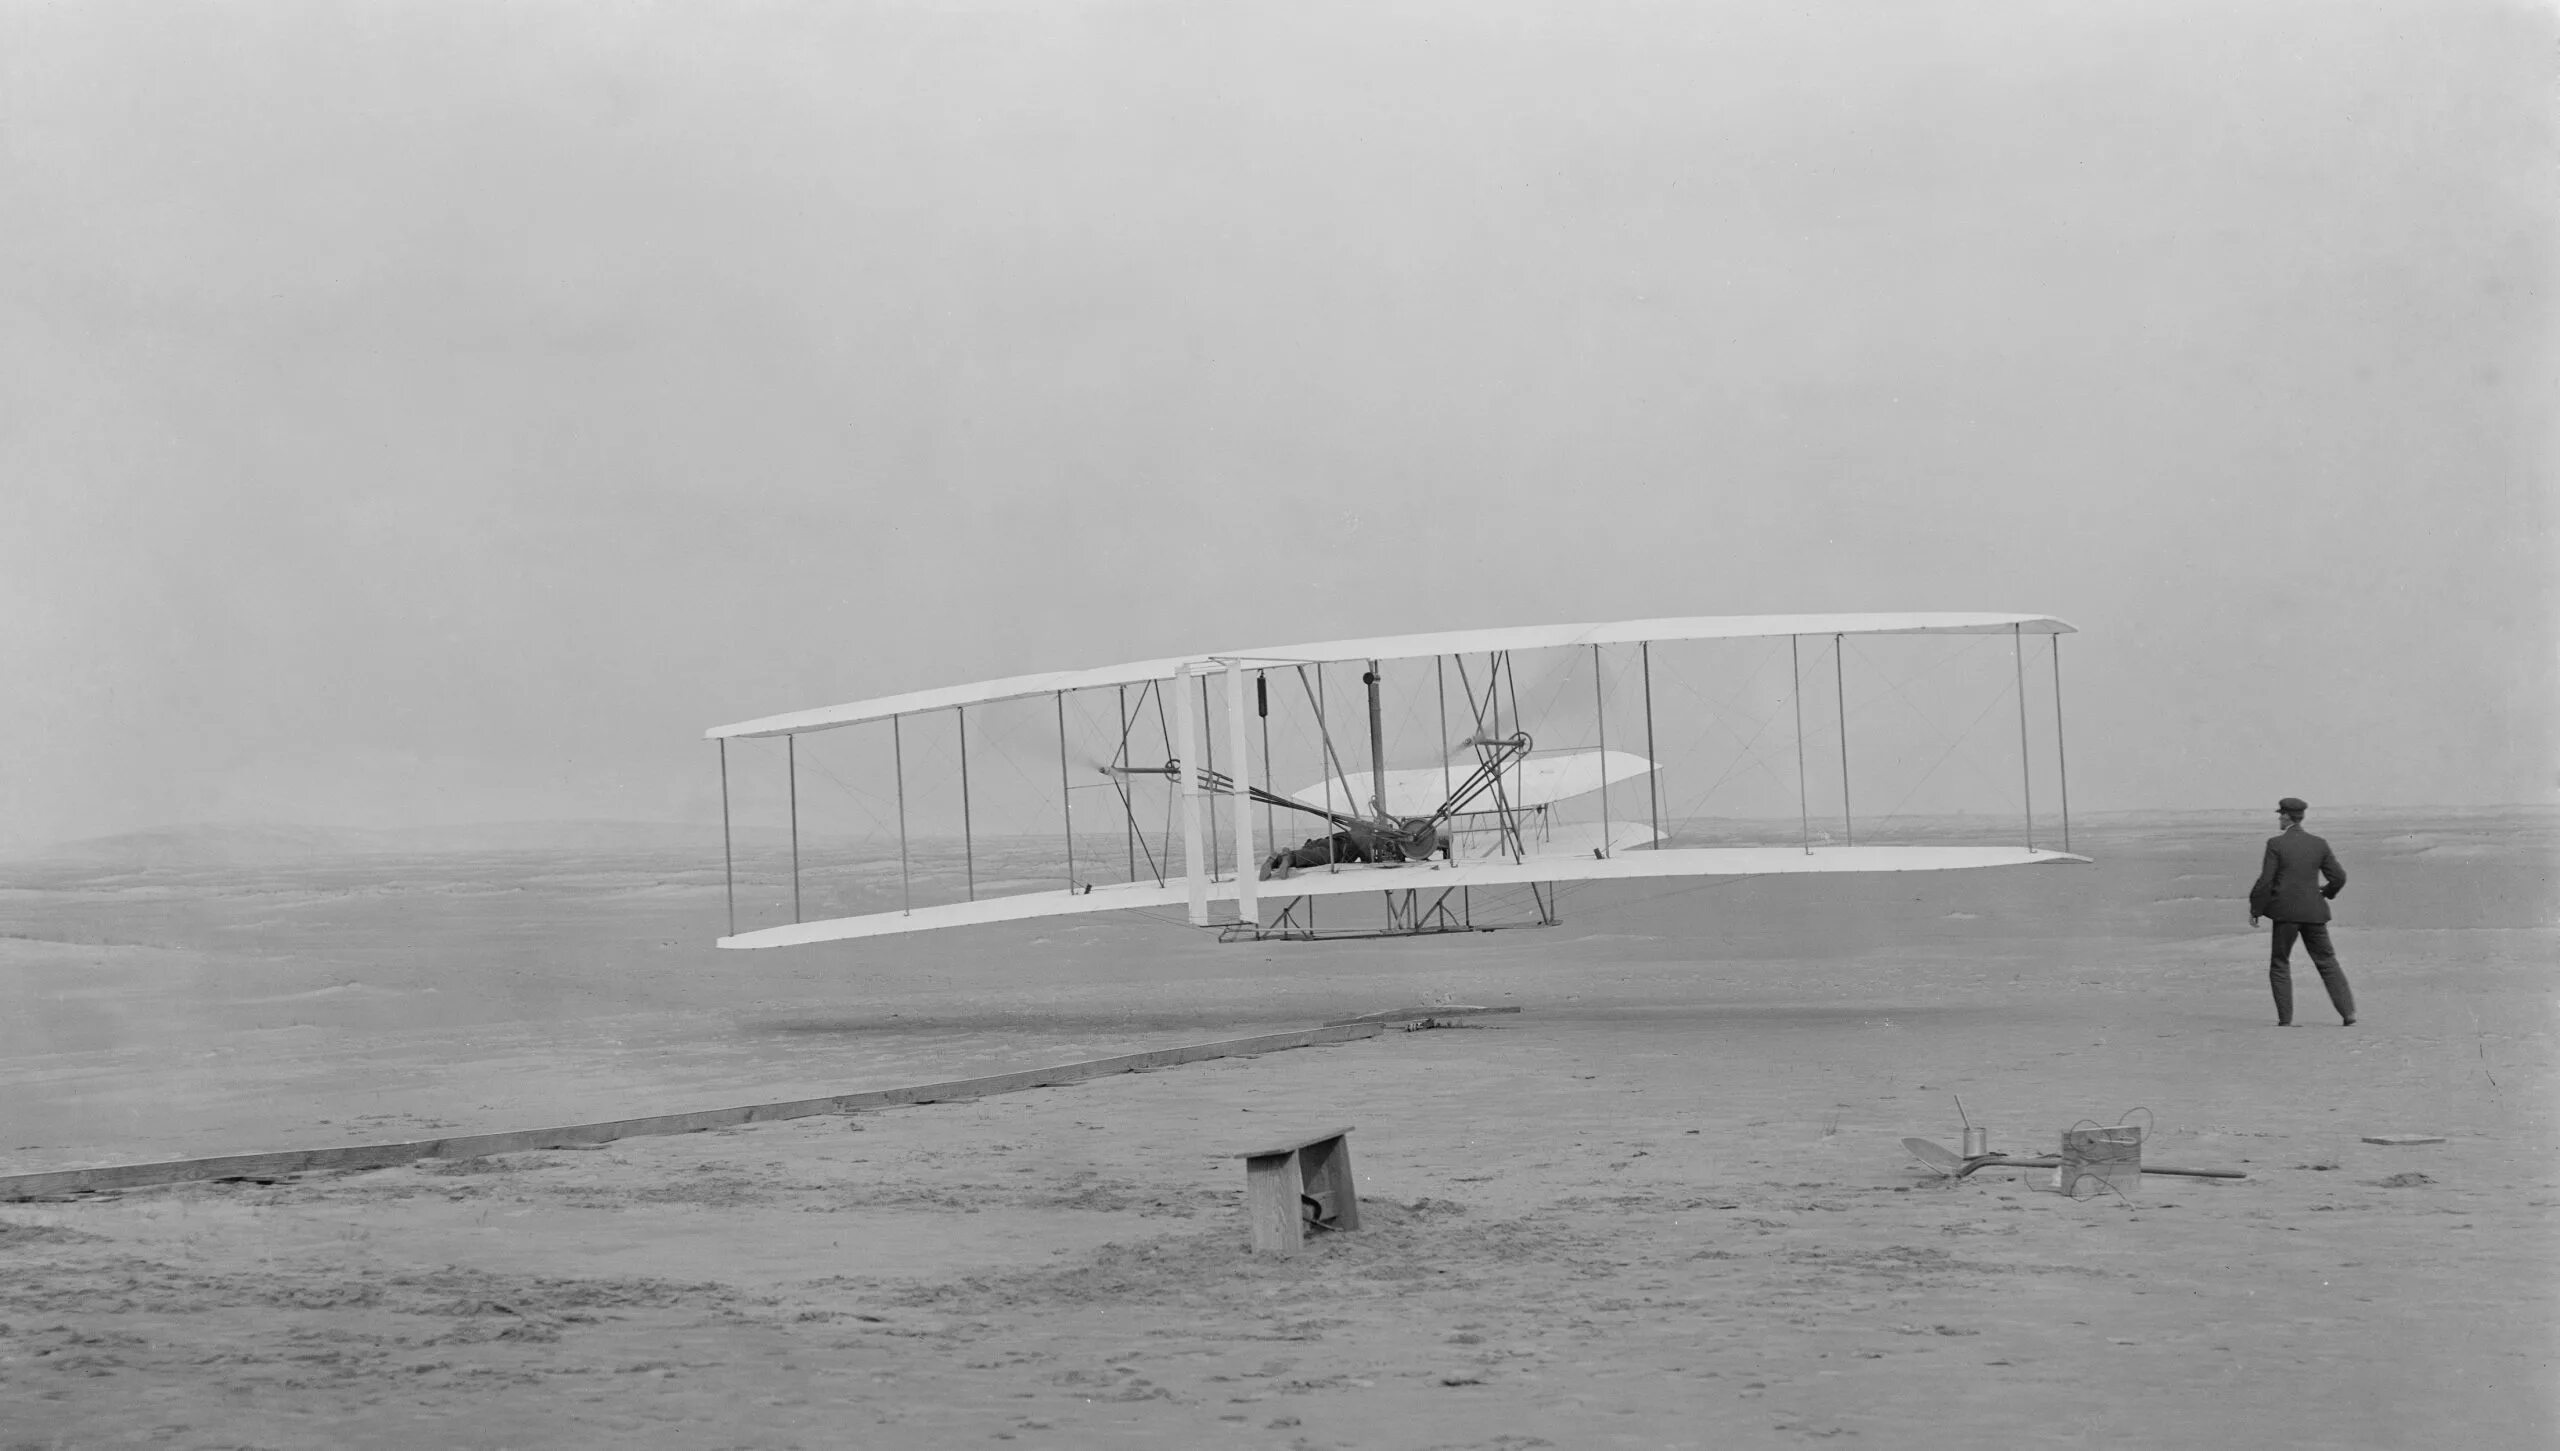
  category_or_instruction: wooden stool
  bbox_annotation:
[1238,1126,1360,1255]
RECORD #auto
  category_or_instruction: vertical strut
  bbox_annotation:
[1791,636,1810,854]
[2013,623,2034,851]
[892,715,910,914]
[1641,641,1661,848]
[1592,643,1610,857]
[1056,691,1076,889]
[1503,652,1525,820]
[787,734,801,924]
[2052,633,2073,854]
[1118,685,1135,881]
[1317,665,1336,868]
[957,705,975,902]
[1226,661,1257,928]
[1258,673,1274,845]
[1200,672,1222,880]
[1466,652,1523,863]
[1175,664,1207,923]
[718,738,735,937]
[1834,634,1852,848]
[1436,657,1452,809]
[1364,660,1387,820]
[1152,681,1176,873]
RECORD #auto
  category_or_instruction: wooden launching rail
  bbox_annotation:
[0,1022,1386,1202]
[1322,1004,1521,1028]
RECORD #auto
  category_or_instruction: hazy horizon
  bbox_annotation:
[5,0,2552,854]
[18,800,2548,867]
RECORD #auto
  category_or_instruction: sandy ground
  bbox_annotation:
[1,808,2553,1448]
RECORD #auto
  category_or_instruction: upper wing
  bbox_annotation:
[706,613,2076,739]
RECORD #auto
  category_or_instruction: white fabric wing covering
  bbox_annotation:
[1289,749,1656,817]
[1448,818,1663,862]
[717,845,2091,949]
[705,612,2075,740]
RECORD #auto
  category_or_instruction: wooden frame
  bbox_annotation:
[1238,1126,1360,1255]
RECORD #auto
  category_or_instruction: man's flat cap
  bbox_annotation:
[2277,796,2308,814]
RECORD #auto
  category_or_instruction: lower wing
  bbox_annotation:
[718,845,2089,949]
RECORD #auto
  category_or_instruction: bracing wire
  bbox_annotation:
[1860,671,2028,829]
[789,740,900,839]
[1654,639,1807,834]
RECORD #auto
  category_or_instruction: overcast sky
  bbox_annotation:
[2,0,2551,852]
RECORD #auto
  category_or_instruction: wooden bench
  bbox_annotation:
[1237,1126,1360,1255]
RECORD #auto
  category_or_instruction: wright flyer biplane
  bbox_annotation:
[706,614,2087,949]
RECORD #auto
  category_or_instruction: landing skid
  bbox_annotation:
[1219,883,1562,942]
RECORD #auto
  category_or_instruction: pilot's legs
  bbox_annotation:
[1260,833,1371,880]
[1259,838,1336,880]
[2296,922,2355,1023]
[2270,921,2355,1025]
[2268,922,2298,1025]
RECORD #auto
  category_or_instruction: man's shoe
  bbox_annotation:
[2342,1017,2356,1027]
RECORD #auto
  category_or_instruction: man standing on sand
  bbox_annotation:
[2248,797,2355,1027]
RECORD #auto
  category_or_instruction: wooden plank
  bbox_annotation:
[1235,1126,1355,1161]
[1244,1152,1304,1255]
[0,1022,1385,1201]
[1301,1134,1360,1232]
[2361,1134,2446,1146]
[1324,1005,1522,1027]
[1960,1156,2244,1180]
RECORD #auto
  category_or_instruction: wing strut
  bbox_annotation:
[893,715,911,913]
[1364,660,1388,817]
[1491,653,1528,862]
[1435,657,1453,808]
[1105,685,1169,887]
[787,734,801,923]
[1315,665,1336,871]
[1593,644,1611,858]
[1258,672,1276,847]
[719,738,735,936]
[1115,686,1134,881]
[958,705,976,901]
[1641,641,1662,849]
[1056,691,1077,890]
[1151,681,1176,874]
[1225,661,1257,927]
[1791,636,1810,855]
[2053,634,2073,853]
[1834,635,1853,848]
[1451,652,1529,864]
[2012,623,2034,851]
[1175,664,1207,924]
[1199,671,1223,882]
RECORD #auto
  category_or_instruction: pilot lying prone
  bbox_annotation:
[1259,816,1444,880]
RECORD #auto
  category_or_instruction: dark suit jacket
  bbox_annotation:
[2250,827,2346,923]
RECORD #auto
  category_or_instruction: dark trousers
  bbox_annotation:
[2270,921,2355,1023]
[1270,832,1373,870]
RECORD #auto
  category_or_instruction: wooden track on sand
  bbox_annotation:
[0,1021,1386,1201]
